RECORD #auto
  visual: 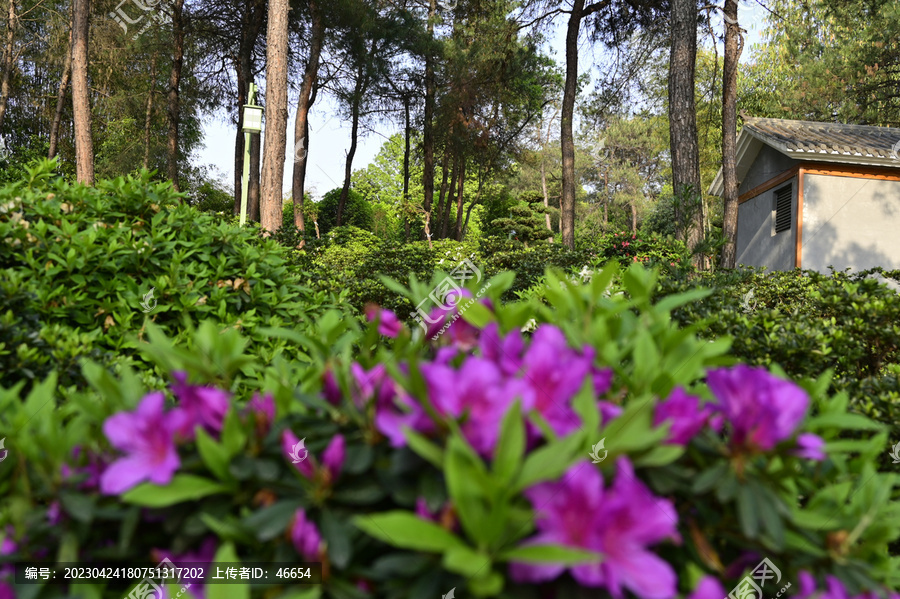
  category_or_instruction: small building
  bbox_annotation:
[710,117,900,273]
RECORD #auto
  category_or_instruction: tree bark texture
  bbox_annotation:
[259,0,289,232]
[72,0,93,184]
[720,0,742,268]
[0,0,17,133]
[48,8,73,160]
[291,0,324,231]
[668,0,703,261]
[166,0,185,191]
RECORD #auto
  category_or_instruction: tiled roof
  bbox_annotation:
[743,117,900,159]
[709,117,900,195]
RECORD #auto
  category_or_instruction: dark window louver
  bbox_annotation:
[774,185,792,233]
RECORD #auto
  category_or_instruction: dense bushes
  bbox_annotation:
[315,188,374,236]
[2,263,898,599]
[0,160,341,391]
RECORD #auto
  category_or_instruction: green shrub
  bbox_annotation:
[0,160,343,391]
[315,188,374,236]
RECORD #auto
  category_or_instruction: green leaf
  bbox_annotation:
[122,475,227,508]
[468,570,504,597]
[807,412,883,432]
[59,490,95,524]
[321,509,353,569]
[220,409,247,458]
[208,543,249,599]
[461,301,494,329]
[243,500,301,542]
[692,463,729,494]
[196,427,233,483]
[514,431,584,492]
[737,483,760,539]
[633,444,684,468]
[352,511,466,553]
[493,401,525,487]
[404,429,444,469]
[498,544,603,565]
[442,545,491,578]
[445,435,491,541]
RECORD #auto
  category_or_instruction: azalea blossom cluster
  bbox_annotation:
[351,307,829,598]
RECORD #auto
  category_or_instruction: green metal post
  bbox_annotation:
[239,83,257,227]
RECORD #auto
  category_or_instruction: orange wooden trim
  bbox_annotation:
[738,165,800,204]
[800,164,900,182]
[795,168,804,269]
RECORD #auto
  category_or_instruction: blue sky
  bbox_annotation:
[195,2,769,201]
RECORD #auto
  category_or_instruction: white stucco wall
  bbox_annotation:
[801,173,900,272]
[736,175,798,270]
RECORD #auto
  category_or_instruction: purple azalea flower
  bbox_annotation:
[47,502,62,525]
[100,392,182,495]
[688,576,726,599]
[793,433,827,461]
[170,371,230,439]
[422,357,534,456]
[592,366,614,396]
[356,364,435,447]
[152,537,217,599]
[520,325,595,438]
[0,582,13,599]
[509,457,679,599]
[321,435,345,480]
[366,306,403,338]
[282,429,315,479]
[707,365,810,452]
[246,393,275,436]
[61,446,109,491]
[478,322,524,376]
[415,497,437,521]
[1,528,15,556]
[291,509,322,561]
[322,370,342,405]
[599,401,622,425]
[653,388,712,445]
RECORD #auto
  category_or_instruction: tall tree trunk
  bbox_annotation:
[291,0,324,231]
[422,0,436,219]
[462,173,483,238]
[48,9,73,160]
[403,97,411,242]
[559,0,583,250]
[720,0,742,268]
[560,1,609,249]
[442,156,458,239]
[0,0,17,132]
[71,0,93,185]
[669,0,703,264]
[337,90,361,227]
[166,0,185,191]
[233,74,246,215]
[259,0,289,232]
[143,53,157,169]
[454,159,465,240]
[631,200,637,232]
[434,150,450,237]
